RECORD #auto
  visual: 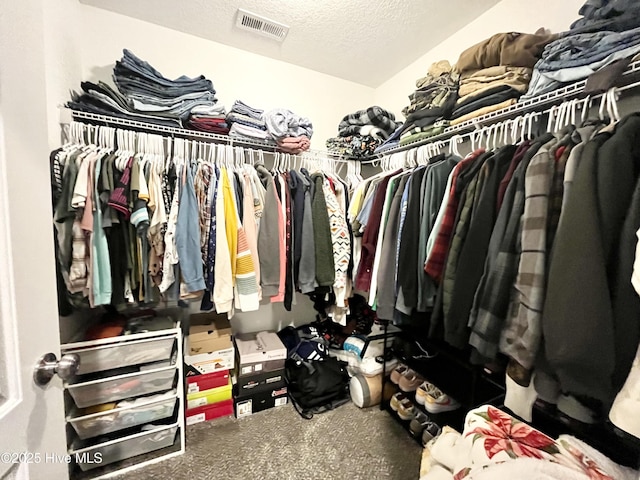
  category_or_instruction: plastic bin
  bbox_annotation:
[67,367,177,408]
[69,337,175,375]
[72,423,179,471]
[68,393,178,440]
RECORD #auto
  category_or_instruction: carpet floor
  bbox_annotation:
[114,401,422,480]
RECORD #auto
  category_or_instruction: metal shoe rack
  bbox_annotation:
[380,319,505,444]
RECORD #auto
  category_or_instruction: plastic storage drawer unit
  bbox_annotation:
[70,337,176,375]
[67,367,177,408]
[72,424,179,471]
[68,393,178,440]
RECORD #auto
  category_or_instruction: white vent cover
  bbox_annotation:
[235,8,289,42]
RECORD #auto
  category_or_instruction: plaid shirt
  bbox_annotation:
[338,106,398,137]
[499,137,558,369]
[425,150,484,283]
[467,138,549,360]
[194,162,214,263]
[546,144,570,257]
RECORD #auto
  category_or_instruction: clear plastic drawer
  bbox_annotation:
[67,367,177,408]
[68,391,178,439]
[71,423,179,471]
[69,337,176,375]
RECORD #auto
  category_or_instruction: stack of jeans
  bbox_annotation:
[114,49,218,125]
[226,100,271,141]
[68,49,219,128]
[521,26,640,100]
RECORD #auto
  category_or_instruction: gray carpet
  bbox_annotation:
[114,402,422,480]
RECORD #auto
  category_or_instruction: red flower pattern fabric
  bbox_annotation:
[467,406,559,460]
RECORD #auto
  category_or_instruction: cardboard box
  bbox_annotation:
[235,331,286,377]
[188,313,233,356]
[234,386,288,418]
[235,368,286,396]
[184,347,234,376]
[187,379,232,409]
[186,399,234,425]
[187,370,230,394]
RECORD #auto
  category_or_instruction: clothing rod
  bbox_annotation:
[379,59,640,156]
[66,108,364,163]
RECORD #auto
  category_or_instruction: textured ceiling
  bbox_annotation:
[79,0,501,87]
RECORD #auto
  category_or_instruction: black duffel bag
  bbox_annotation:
[285,356,350,419]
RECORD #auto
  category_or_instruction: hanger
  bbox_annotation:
[546,105,557,133]
[607,87,621,125]
[598,92,609,123]
[580,95,591,126]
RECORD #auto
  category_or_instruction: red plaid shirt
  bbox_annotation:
[424,150,484,283]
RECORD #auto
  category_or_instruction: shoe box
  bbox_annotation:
[187,370,230,394]
[234,384,289,418]
[235,367,286,396]
[184,313,235,376]
[185,378,234,425]
[186,399,234,425]
[186,378,232,410]
[234,331,286,377]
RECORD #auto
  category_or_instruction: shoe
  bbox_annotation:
[415,380,438,405]
[398,370,425,393]
[409,411,431,437]
[396,397,417,421]
[390,392,406,412]
[424,387,460,414]
[390,364,409,384]
[421,422,441,446]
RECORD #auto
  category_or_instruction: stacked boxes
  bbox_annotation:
[184,314,234,425]
[233,332,289,418]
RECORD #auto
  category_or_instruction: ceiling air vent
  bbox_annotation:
[235,9,290,42]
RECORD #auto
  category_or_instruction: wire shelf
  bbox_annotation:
[378,59,640,156]
[66,109,365,162]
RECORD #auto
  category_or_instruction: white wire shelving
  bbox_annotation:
[378,59,640,156]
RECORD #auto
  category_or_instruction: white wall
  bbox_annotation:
[59,4,374,150]
[374,0,585,118]
[43,0,84,148]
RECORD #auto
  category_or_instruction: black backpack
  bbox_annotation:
[285,356,350,419]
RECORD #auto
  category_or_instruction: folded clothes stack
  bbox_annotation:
[226,100,271,141]
[571,0,640,34]
[522,25,640,100]
[451,31,556,125]
[187,104,229,134]
[264,108,313,154]
[327,106,399,158]
[277,136,311,154]
[395,61,459,146]
[326,135,381,160]
[68,49,219,128]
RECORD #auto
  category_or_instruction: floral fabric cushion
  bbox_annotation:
[452,406,617,480]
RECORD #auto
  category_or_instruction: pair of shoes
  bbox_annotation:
[409,411,442,443]
[415,381,438,405]
[422,422,441,446]
[423,386,460,414]
[397,397,417,420]
[390,392,416,420]
[389,391,405,411]
[390,364,409,384]
[390,364,425,392]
